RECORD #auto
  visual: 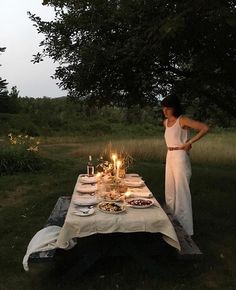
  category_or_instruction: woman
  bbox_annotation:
[161,95,209,236]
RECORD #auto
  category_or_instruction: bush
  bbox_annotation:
[0,145,46,175]
[0,113,40,136]
[87,121,112,135]
[0,134,45,175]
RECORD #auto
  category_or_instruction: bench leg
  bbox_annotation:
[163,205,203,260]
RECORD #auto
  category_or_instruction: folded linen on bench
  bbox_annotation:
[23,225,76,271]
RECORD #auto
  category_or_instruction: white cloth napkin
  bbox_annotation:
[79,175,97,184]
[23,226,76,272]
[73,195,98,206]
[76,183,97,193]
[128,188,153,198]
[125,180,144,187]
[125,173,140,178]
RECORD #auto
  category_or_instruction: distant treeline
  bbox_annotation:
[0,96,163,136]
[0,95,235,137]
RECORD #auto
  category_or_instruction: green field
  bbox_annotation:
[0,132,236,290]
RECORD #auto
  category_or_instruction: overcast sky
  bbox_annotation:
[0,0,67,98]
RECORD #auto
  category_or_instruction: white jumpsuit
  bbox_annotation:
[164,116,193,236]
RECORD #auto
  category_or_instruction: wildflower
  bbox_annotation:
[27,146,34,151]
[27,146,38,152]
[32,146,39,152]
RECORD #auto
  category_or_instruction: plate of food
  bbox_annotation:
[102,191,123,202]
[98,202,126,214]
[126,198,154,208]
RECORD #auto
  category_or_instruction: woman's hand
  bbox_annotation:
[179,142,192,152]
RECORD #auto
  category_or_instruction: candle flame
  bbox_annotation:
[96,172,101,179]
[125,191,131,198]
[116,160,122,167]
[112,154,117,161]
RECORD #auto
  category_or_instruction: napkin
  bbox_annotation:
[127,188,153,198]
[124,179,144,187]
[79,175,97,184]
[76,183,97,193]
[73,195,98,206]
[125,173,140,178]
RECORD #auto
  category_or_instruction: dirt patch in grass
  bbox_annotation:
[0,185,30,207]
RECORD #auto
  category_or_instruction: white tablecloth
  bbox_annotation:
[56,175,180,251]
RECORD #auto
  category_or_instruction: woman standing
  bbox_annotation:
[161,95,209,236]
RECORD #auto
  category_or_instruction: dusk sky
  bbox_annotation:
[0,0,67,98]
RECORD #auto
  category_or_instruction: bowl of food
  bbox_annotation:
[126,198,154,208]
[98,202,126,214]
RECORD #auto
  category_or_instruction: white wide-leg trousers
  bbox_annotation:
[165,150,193,236]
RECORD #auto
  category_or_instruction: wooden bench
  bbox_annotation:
[29,196,202,264]
[163,205,203,260]
[28,196,71,262]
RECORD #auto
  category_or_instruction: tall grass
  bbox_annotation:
[62,131,236,167]
[71,138,166,160]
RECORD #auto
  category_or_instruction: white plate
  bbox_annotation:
[79,175,97,184]
[73,196,98,206]
[76,184,97,193]
[126,198,154,208]
[73,207,95,216]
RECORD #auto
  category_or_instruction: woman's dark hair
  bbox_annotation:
[161,95,183,117]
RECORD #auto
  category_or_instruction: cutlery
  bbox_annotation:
[73,205,93,215]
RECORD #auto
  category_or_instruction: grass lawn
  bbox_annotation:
[0,134,236,290]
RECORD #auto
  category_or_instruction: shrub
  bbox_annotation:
[0,134,45,175]
[0,145,46,175]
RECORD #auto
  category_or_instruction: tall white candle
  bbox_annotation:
[112,154,117,174]
[116,160,121,178]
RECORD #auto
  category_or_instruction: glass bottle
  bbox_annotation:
[87,155,94,176]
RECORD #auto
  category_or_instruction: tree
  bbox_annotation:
[9,86,19,99]
[0,47,8,94]
[0,47,10,113]
[29,0,236,116]
[0,48,20,113]
[8,86,20,113]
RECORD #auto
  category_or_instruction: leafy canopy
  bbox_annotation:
[29,0,236,115]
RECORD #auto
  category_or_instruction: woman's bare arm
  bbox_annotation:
[180,116,209,151]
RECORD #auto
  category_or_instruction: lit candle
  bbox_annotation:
[96,172,101,180]
[112,154,117,174]
[116,160,121,178]
[125,191,131,199]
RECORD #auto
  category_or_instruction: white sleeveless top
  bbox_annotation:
[164,116,188,147]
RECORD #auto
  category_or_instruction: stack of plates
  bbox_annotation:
[79,175,97,184]
[76,183,97,193]
[73,195,98,206]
